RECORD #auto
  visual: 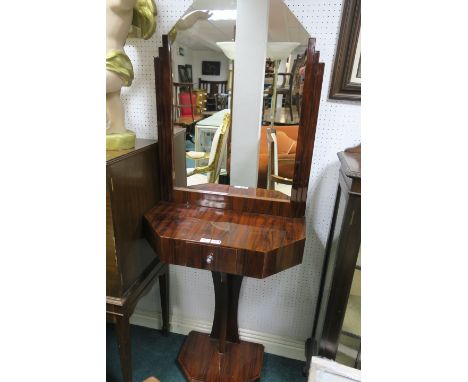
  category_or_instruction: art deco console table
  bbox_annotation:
[143,35,324,382]
[106,140,170,382]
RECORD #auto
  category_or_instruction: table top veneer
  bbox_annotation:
[144,201,305,278]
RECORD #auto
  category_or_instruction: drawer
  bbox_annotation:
[184,242,240,274]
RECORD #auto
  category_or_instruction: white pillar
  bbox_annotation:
[230,0,270,187]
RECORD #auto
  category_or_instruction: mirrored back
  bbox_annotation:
[169,0,310,200]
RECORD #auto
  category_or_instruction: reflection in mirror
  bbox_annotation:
[169,0,310,199]
[258,0,310,197]
[170,0,236,188]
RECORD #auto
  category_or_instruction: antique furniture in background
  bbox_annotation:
[173,82,200,125]
[186,113,231,185]
[304,145,361,374]
[263,42,300,126]
[193,89,207,114]
[193,109,231,167]
[198,78,228,112]
[144,35,324,382]
[266,127,295,196]
[106,140,170,382]
[172,82,205,143]
[258,124,298,189]
[264,52,305,122]
[329,0,361,101]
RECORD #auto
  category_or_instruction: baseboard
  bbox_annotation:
[130,309,306,361]
[337,343,359,359]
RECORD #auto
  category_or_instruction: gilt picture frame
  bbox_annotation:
[329,0,361,101]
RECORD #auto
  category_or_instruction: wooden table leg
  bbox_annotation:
[211,272,242,346]
[115,314,132,382]
[159,268,170,336]
[177,272,264,382]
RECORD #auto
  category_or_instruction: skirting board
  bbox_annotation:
[130,309,307,361]
[337,343,359,359]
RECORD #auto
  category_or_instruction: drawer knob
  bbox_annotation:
[206,253,214,264]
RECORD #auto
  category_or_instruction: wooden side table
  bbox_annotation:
[106,139,170,382]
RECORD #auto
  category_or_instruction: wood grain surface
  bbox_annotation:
[153,36,325,219]
[178,331,264,382]
[291,39,325,217]
[144,201,305,278]
[154,35,175,201]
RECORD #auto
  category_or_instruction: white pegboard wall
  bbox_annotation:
[121,0,193,138]
[130,0,360,345]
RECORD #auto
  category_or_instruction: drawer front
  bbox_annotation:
[183,242,240,275]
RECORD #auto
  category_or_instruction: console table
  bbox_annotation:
[145,35,325,382]
[144,192,306,381]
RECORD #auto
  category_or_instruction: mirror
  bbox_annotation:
[169,0,310,199]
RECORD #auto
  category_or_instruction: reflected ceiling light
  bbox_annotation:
[216,41,236,60]
[266,42,300,60]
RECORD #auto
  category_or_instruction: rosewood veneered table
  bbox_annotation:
[143,35,325,382]
[144,197,305,381]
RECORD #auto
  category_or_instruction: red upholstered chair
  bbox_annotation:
[179,92,197,116]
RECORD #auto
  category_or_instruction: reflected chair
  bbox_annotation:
[198,79,228,112]
[173,82,204,142]
[186,113,231,185]
[266,127,294,196]
[290,53,307,117]
[262,53,306,123]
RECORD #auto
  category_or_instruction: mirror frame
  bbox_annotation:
[154,35,324,218]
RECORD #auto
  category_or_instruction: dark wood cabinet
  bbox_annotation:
[305,146,361,372]
[106,139,170,382]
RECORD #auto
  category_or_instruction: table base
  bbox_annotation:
[178,331,264,382]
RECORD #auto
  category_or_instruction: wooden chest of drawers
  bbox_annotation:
[106,139,169,382]
[106,139,161,297]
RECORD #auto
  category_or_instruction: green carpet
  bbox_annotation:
[107,324,307,382]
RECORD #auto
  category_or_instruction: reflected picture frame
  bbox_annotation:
[178,65,188,82]
[185,64,193,83]
[177,64,193,83]
[329,0,361,101]
[202,61,221,76]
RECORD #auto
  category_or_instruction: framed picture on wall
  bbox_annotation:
[185,64,193,83]
[329,0,361,101]
[202,61,221,76]
[178,65,188,82]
